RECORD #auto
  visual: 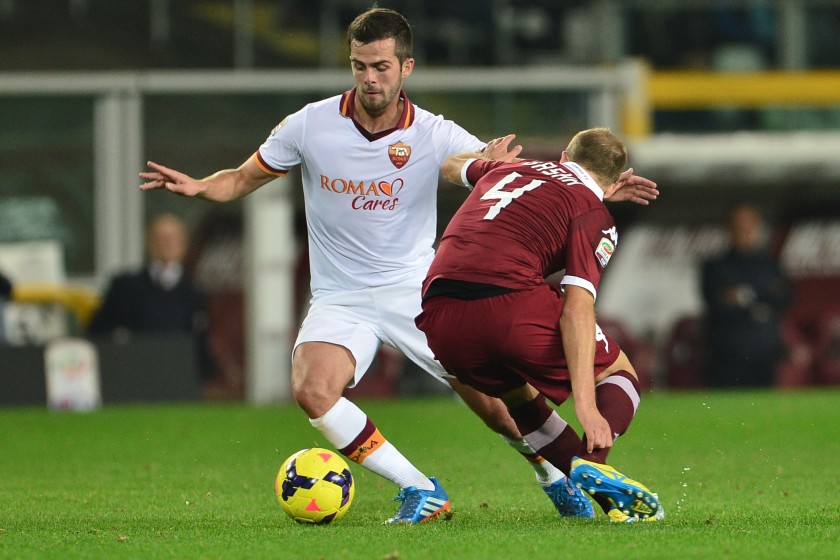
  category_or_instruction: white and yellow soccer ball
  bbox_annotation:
[275,448,355,524]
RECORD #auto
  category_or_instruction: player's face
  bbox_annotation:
[349,38,413,117]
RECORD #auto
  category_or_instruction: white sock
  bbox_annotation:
[501,435,565,486]
[309,397,433,490]
[309,397,366,448]
[356,441,434,490]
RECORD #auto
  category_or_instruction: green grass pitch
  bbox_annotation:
[1,389,838,559]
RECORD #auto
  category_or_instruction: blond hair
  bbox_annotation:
[565,128,627,185]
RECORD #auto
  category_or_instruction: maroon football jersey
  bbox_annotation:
[424,158,617,298]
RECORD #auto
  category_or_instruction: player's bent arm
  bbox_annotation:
[560,285,613,451]
[440,152,483,185]
[440,134,524,186]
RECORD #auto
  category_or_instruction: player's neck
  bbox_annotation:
[353,97,403,134]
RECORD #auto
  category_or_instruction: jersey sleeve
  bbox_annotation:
[254,106,306,175]
[433,118,484,188]
[464,159,507,188]
[438,119,484,155]
[559,209,617,300]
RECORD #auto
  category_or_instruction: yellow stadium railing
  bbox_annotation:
[12,283,101,332]
[622,62,840,138]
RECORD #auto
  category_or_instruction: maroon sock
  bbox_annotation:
[579,370,640,464]
[507,395,582,475]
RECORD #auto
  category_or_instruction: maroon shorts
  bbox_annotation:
[416,283,621,405]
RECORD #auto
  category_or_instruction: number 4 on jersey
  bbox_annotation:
[480,172,545,220]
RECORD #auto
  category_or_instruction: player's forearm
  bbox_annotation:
[560,295,598,414]
[199,168,262,202]
[440,152,484,185]
[563,323,597,408]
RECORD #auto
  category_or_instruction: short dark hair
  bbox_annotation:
[347,7,413,63]
[565,128,628,185]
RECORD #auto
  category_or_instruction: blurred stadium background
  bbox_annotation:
[2,0,840,405]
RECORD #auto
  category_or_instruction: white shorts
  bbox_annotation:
[294,277,452,388]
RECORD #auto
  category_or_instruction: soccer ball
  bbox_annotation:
[275,447,355,524]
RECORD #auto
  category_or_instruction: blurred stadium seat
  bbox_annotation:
[662,314,706,389]
[775,316,815,387]
[812,306,840,385]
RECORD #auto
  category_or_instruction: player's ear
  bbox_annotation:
[560,150,569,163]
[401,58,414,78]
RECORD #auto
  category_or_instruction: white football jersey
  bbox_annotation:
[255,89,484,299]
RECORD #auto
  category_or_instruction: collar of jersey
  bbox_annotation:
[561,161,604,201]
[339,88,415,139]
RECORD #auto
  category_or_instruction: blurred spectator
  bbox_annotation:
[700,204,792,387]
[186,209,246,398]
[0,269,11,343]
[0,269,11,300]
[88,213,214,383]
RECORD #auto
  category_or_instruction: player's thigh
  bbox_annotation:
[500,285,567,371]
[596,350,638,383]
[417,296,526,397]
[291,341,356,397]
[379,280,452,383]
[501,285,620,402]
[294,295,381,388]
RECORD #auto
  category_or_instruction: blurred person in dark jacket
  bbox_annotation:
[89,213,214,382]
[0,269,11,343]
[701,204,792,387]
[0,270,11,300]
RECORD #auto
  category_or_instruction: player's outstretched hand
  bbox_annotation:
[140,161,205,197]
[604,167,659,206]
[483,134,523,163]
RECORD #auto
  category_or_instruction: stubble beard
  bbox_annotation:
[358,78,402,118]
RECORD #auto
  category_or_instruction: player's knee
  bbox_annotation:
[291,377,341,418]
[291,351,354,418]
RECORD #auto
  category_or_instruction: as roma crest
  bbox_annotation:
[388,141,411,169]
